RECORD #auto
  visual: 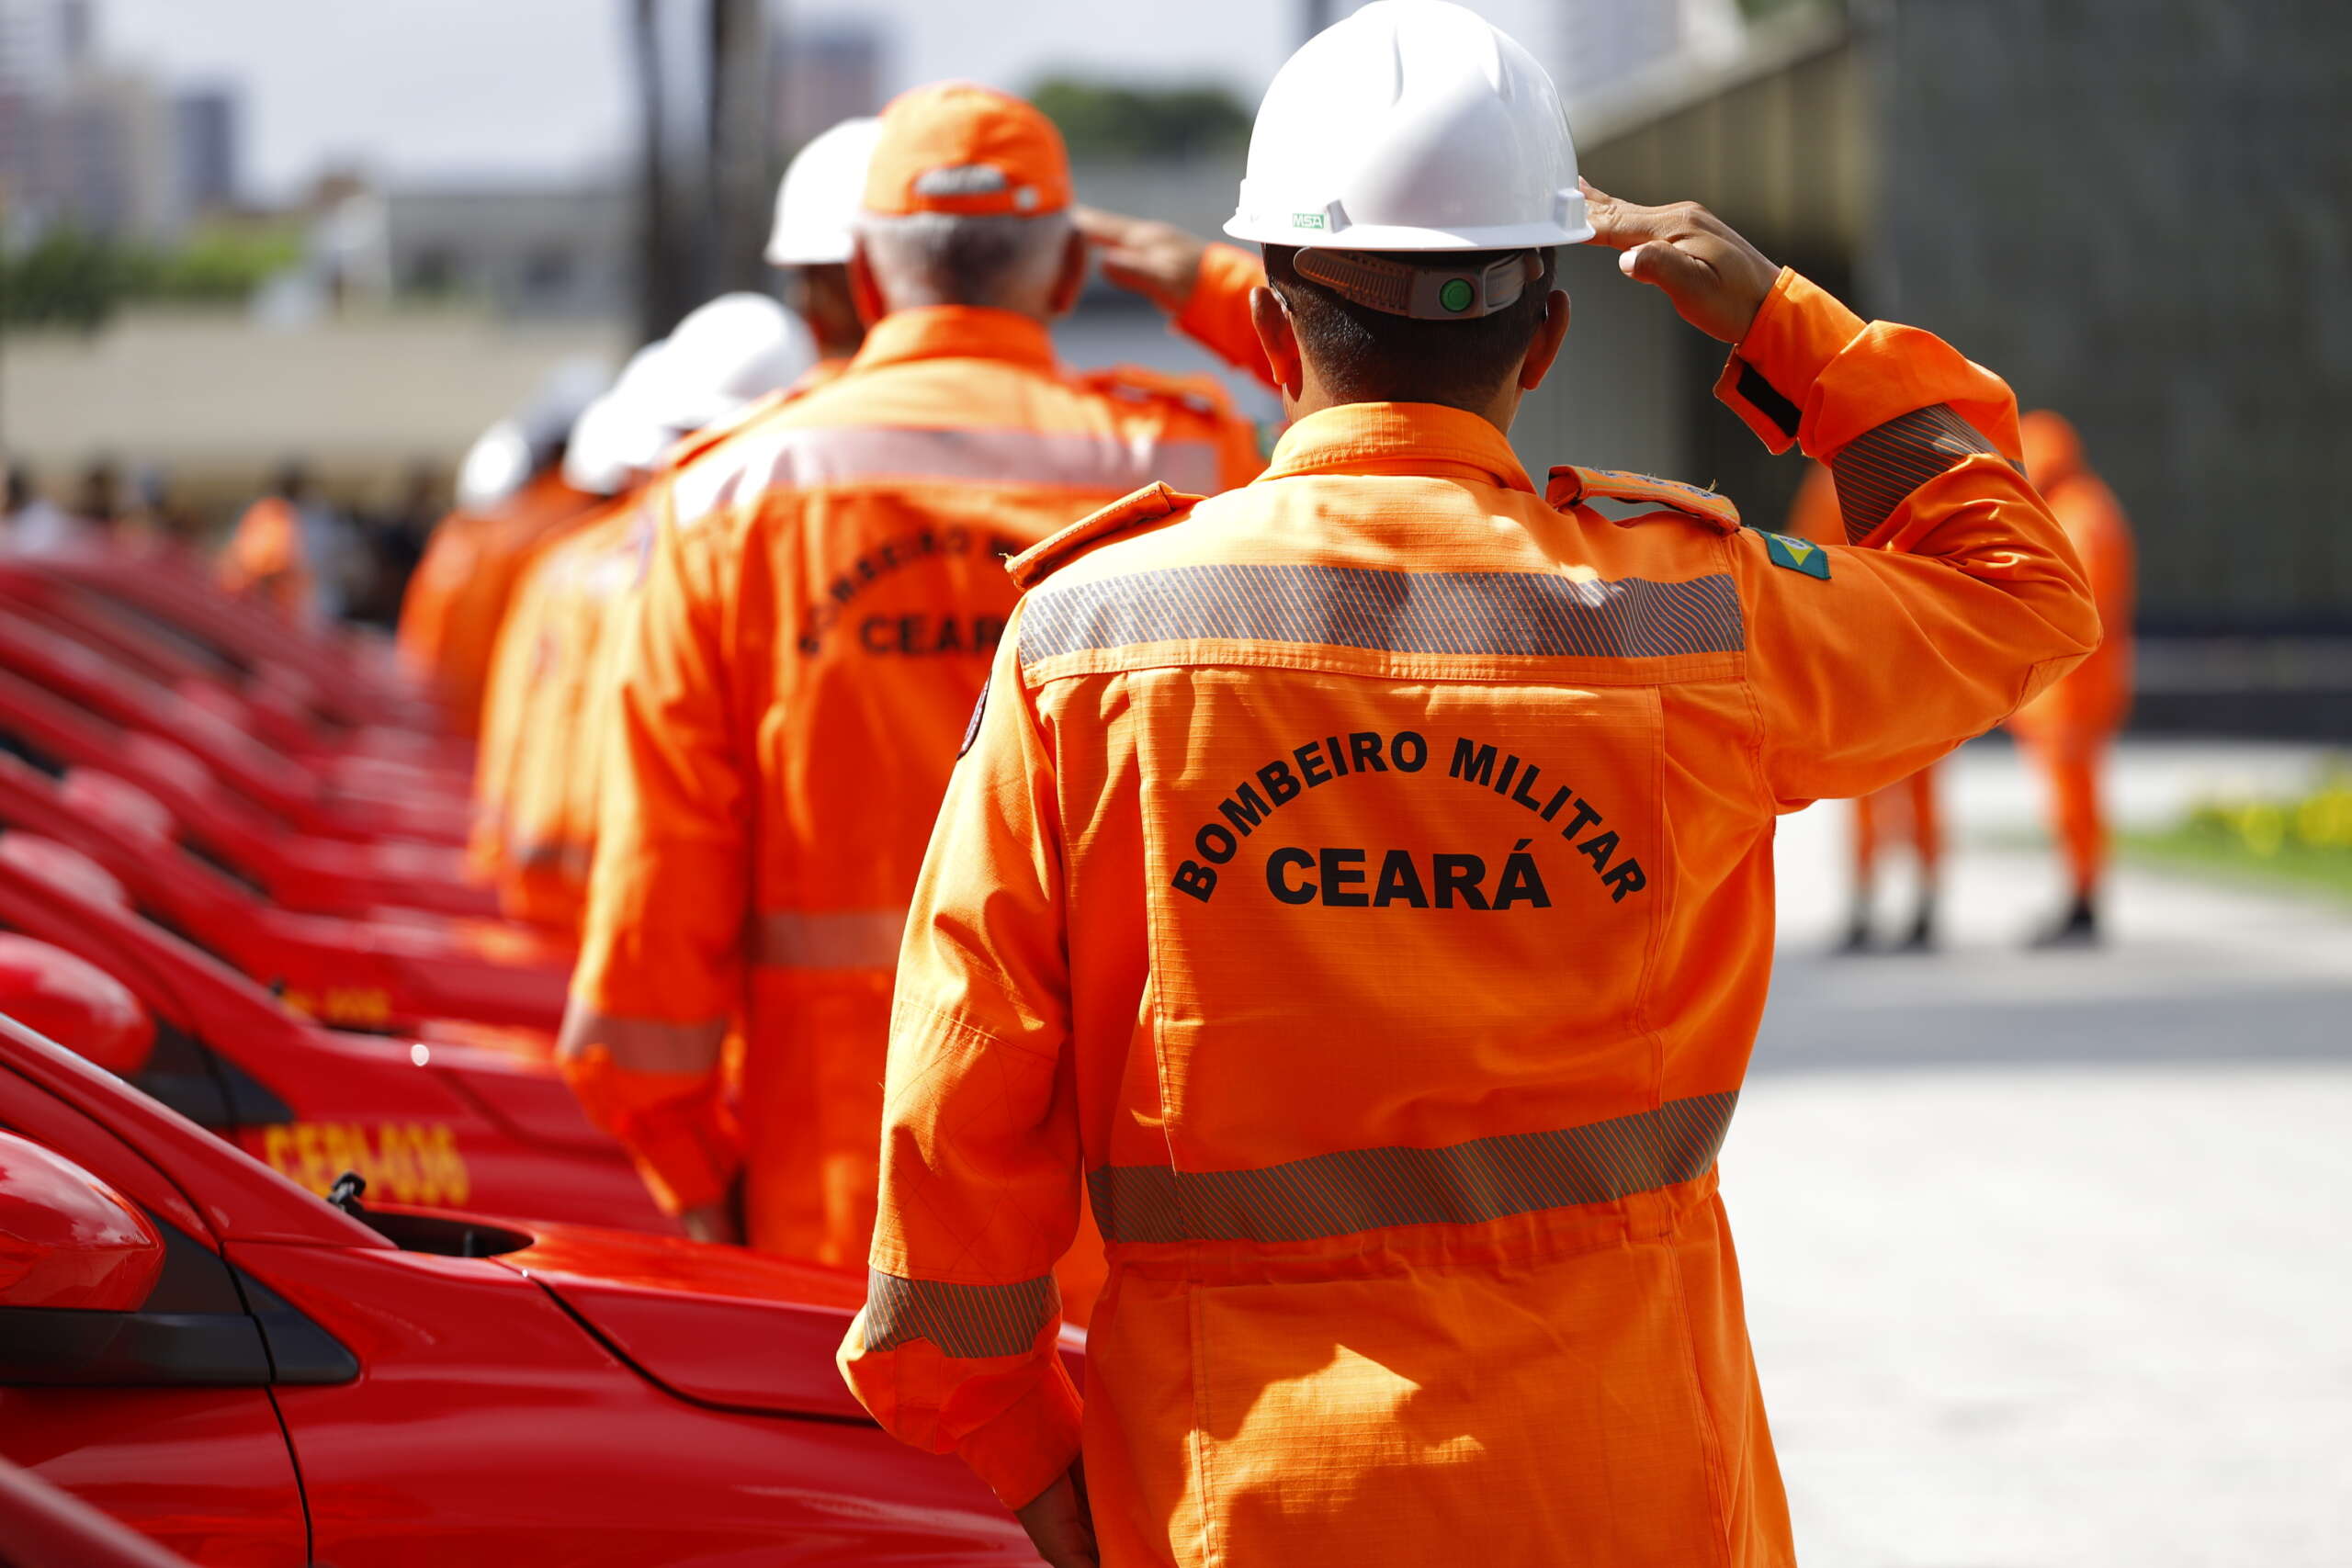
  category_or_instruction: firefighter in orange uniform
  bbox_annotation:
[767,117,882,382]
[556,83,1268,1297]
[2007,409,2135,944]
[220,464,352,623]
[1788,461,1944,949]
[399,412,602,737]
[471,298,815,929]
[833,6,2099,1564]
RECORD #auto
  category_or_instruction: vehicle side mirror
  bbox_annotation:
[0,933,155,1076]
[0,1131,354,1388]
[0,1131,162,1311]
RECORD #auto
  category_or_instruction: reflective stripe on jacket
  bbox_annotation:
[560,295,1266,1273]
[836,270,2099,1559]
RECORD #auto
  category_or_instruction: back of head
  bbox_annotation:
[1229,0,1588,413]
[853,82,1077,315]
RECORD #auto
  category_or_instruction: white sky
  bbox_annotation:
[96,0,1555,197]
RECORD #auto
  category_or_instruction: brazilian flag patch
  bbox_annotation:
[1758,530,1830,580]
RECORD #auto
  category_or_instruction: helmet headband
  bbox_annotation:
[1293,249,1540,321]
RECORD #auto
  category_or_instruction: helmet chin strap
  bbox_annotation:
[1294,250,1542,321]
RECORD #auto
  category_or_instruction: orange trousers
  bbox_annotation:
[2018,731,2109,897]
[1852,766,1941,885]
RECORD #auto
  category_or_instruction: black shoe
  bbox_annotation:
[1898,897,1938,952]
[2028,896,2099,950]
[1834,910,1874,954]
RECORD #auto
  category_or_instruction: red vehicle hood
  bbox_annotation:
[496,1224,1088,1424]
[498,1224,874,1421]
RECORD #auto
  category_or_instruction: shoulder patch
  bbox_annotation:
[1076,362,1233,420]
[1545,466,1741,534]
[1755,528,1830,580]
[1006,482,1202,590]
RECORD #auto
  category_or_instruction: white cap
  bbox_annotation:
[560,343,669,496]
[766,117,883,266]
[628,292,816,434]
[455,419,534,511]
[1225,0,1590,252]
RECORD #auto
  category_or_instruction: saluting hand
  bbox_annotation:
[1074,206,1207,318]
[1580,180,1781,344]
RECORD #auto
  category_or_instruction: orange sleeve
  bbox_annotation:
[1175,242,1275,389]
[836,614,1085,1510]
[469,554,557,885]
[560,483,752,1214]
[1721,269,2100,807]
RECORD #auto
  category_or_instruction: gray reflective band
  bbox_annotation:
[752,908,907,972]
[1019,562,1745,665]
[729,424,1226,500]
[861,1269,1058,1359]
[1829,403,2006,542]
[1088,1091,1737,1247]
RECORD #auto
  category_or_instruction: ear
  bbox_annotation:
[1046,227,1090,317]
[1517,288,1571,391]
[846,239,888,327]
[1248,285,1305,400]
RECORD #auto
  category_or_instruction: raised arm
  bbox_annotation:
[1584,184,2100,807]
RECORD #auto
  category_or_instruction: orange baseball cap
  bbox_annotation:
[862,82,1071,219]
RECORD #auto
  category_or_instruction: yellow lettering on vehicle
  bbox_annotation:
[258,1121,472,1207]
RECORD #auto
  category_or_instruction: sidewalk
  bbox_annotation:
[1736,737,2352,1566]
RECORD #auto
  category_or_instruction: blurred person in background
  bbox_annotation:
[1,462,79,553]
[831,6,2098,1562]
[556,81,1266,1298]
[2007,409,2135,946]
[397,383,605,736]
[219,462,364,624]
[349,461,445,627]
[769,117,884,381]
[471,296,813,933]
[1789,461,1943,951]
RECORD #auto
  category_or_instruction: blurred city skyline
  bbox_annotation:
[89,0,1577,198]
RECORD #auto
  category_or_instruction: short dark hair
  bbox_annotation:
[1263,243,1557,412]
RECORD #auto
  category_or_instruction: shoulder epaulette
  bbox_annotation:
[1007,482,1202,590]
[1076,362,1232,420]
[1545,466,1741,535]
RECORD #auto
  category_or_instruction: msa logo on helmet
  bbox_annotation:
[1292,212,1327,231]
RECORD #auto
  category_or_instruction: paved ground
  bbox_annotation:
[1731,738,2351,1567]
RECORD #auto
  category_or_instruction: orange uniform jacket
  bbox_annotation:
[1788,460,1942,873]
[470,495,647,930]
[217,497,312,620]
[835,270,2100,1562]
[398,469,600,737]
[560,298,1265,1277]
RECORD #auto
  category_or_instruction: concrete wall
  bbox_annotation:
[1871,0,2352,634]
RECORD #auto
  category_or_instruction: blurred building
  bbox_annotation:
[771,21,882,150]
[0,0,243,239]
[172,86,236,211]
[1521,0,2352,735]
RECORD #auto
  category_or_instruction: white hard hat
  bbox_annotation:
[766,117,883,266]
[455,419,534,511]
[518,355,615,451]
[1226,0,1590,254]
[560,343,669,496]
[630,292,817,434]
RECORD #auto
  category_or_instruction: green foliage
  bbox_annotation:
[2126,764,2352,904]
[2,220,302,329]
[1028,76,1251,163]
